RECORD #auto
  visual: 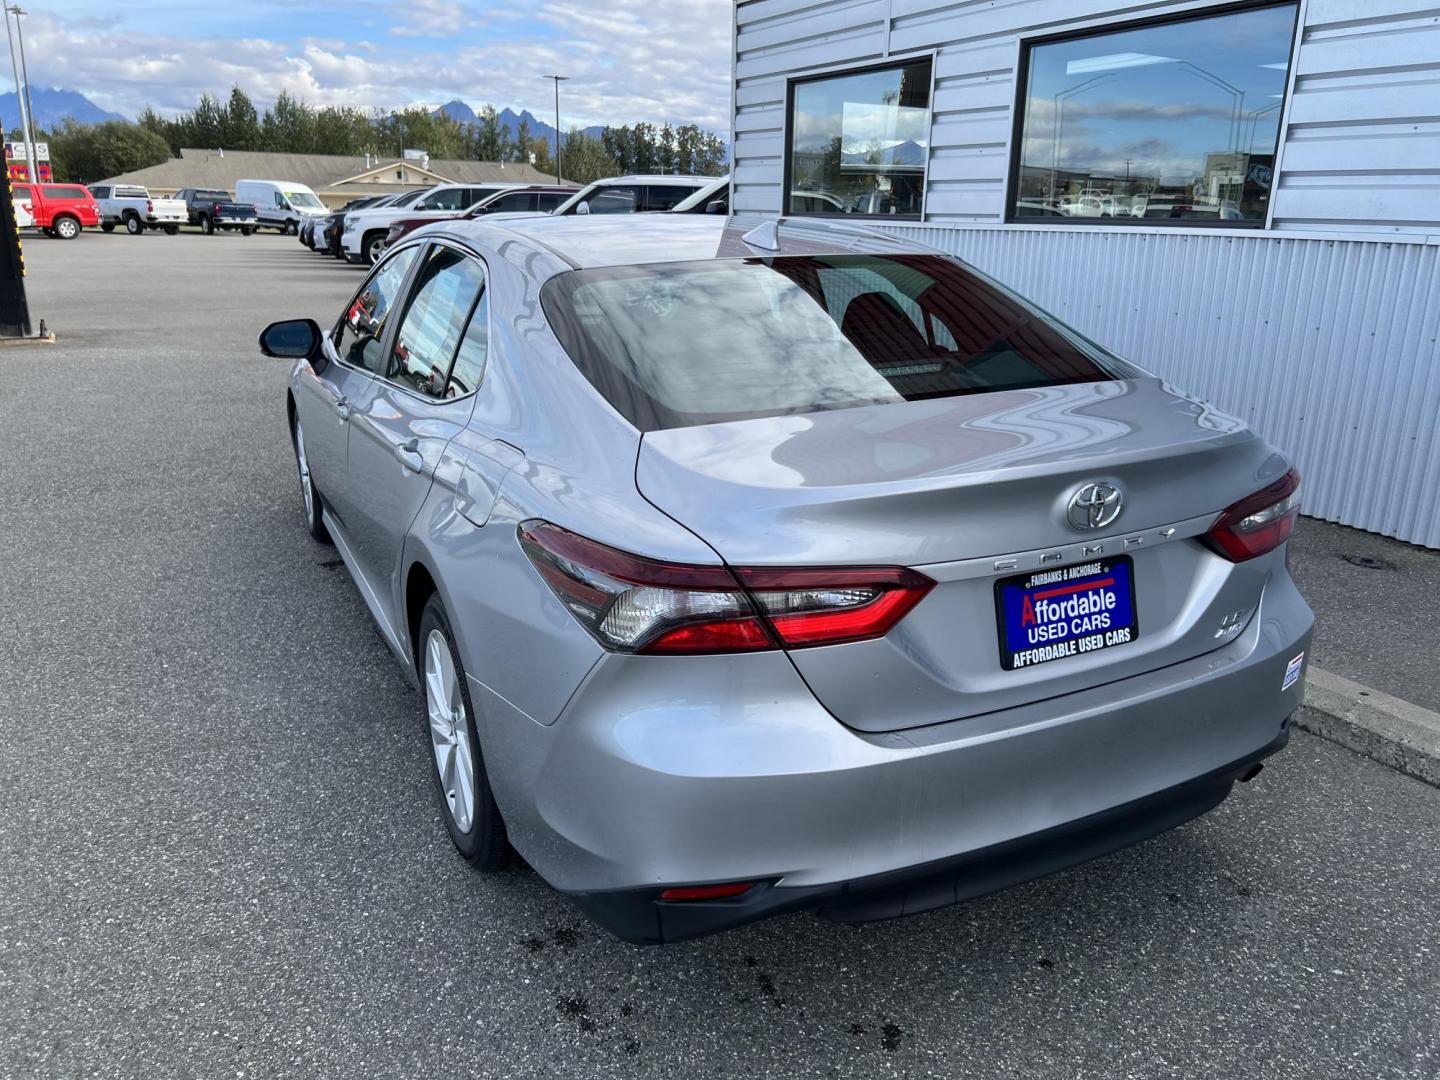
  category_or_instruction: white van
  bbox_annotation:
[235,179,328,235]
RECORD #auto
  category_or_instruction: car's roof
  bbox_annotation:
[437,214,930,276]
[587,174,711,186]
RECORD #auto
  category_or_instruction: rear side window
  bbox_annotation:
[89,186,110,198]
[43,185,89,200]
[537,192,569,212]
[542,254,1136,431]
[387,246,487,399]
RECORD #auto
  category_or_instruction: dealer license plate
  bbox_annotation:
[995,556,1139,671]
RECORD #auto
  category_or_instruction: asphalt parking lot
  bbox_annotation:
[3,231,1438,1080]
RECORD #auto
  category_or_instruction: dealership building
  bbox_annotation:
[729,0,1440,547]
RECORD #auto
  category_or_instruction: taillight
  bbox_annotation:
[213,202,222,213]
[146,199,154,212]
[1203,468,1301,561]
[517,521,933,655]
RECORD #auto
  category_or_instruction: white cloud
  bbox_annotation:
[9,1,734,132]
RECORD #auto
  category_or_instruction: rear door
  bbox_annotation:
[343,242,490,601]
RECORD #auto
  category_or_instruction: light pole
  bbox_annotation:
[541,74,567,184]
[3,5,37,183]
[8,6,37,181]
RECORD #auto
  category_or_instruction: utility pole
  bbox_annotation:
[3,6,33,182]
[541,74,568,185]
[7,5,38,183]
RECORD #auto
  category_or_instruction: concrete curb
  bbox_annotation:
[1298,666,1440,787]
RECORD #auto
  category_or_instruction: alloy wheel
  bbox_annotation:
[425,629,475,833]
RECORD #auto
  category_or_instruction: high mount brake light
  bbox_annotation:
[1204,468,1301,561]
[518,522,934,656]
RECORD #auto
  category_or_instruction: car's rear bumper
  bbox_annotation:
[473,567,1312,944]
[568,725,1288,944]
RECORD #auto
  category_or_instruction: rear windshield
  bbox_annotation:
[541,254,1134,431]
[196,189,232,201]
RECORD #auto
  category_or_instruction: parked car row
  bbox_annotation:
[295,174,731,266]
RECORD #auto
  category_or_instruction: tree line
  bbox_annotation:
[8,86,727,186]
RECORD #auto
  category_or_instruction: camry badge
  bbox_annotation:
[1067,482,1123,531]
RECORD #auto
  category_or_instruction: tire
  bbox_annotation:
[100,222,115,233]
[291,417,331,545]
[124,214,143,235]
[53,216,80,240]
[364,232,386,265]
[199,215,213,235]
[241,226,253,236]
[283,219,297,235]
[163,224,179,235]
[417,594,511,871]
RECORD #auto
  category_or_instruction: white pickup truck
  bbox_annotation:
[87,184,189,235]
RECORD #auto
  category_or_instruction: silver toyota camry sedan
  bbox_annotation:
[261,213,1313,944]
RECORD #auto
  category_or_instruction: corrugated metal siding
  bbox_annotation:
[733,0,1440,232]
[856,224,1440,548]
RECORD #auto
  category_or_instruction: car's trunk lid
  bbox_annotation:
[636,378,1285,731]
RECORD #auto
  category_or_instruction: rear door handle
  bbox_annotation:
[333,397,351,420]
[395,437,423,473]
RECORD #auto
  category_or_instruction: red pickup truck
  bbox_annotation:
[11,182,101,239]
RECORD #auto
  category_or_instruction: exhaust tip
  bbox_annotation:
[1239,763,1265,783]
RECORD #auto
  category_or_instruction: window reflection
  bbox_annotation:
[1014,4,1297,223]
[788,59,932,217]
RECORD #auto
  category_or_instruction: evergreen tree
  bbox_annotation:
[474,105,506,162]
[222,86,261,150]
[559,128,621,185]
[261,91,316,153]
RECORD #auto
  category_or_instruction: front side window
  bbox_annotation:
[582,186,643,214]
[787,58,932,218]
[417,188,464,211]
[643,186,696,212]
[285,190,324,209]
[334,246,419,374]
[542,254,1134,431]
[483,191,536,213]
[1012,3,1298,224]
[387,247,487,399]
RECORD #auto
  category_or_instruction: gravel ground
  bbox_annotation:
[2,231,1437,1080]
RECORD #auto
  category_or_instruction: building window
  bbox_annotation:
[786,57,933,218]
[1011,3,1298,225]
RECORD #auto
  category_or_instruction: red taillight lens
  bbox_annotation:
[737,566,934,647]
[658,882,754,902]
[1204,468,1301,561]
[517,522,933,655]
[146,199,154,212]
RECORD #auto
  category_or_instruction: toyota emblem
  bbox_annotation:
[1067,482,1123,530]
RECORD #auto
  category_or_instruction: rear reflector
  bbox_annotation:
[1204,468,1301,561]
[658,882,755,902]
[518,521,934,655]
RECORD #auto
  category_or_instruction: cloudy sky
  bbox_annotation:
[8,0,734,128]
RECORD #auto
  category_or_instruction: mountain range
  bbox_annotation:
[436,101,607,147]
[0,88,126,129]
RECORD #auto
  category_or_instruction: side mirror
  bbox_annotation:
[258,318,322,360]
[705,199,728,215]
[575,200,590,215]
